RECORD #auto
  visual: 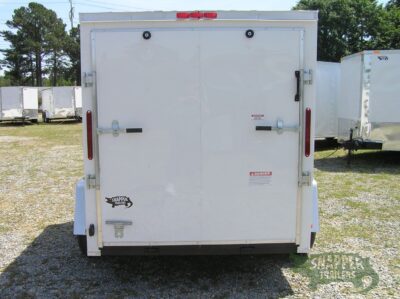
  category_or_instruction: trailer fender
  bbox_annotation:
[311,179,320,233]
[73,179,86,235]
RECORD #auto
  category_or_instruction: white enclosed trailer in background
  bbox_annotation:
[74,11,319,256]
[0,87,38,122]
[315,61,340,139]
[338,50,400,151]
[41,86,82,122]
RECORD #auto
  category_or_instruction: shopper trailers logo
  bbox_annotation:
[105,196,133,208]
[291,253,379,293]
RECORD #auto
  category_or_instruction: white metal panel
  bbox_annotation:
[80,11,318,23]
[74,87,82,109]
[45,87,76,118]
[368,52,400,123]
[22,87,38,110]
[0,87,23,118]
[338,54,362,140]
[199,29,301,242]
[80,12,318,254]
[41,89,54,115]
[53,87,74,109]
[95,30,203,244]
[315,62,340,138]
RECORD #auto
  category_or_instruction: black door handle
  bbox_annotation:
[295,70,300,102]
[256,126,272,131]
[126,128,143,133]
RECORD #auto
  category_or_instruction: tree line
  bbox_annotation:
[0,0,399,87]
[0,2,80,87]
[294,0,399,61]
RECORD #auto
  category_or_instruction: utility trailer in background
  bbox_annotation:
[338,50,400,152]
[315,61,340,139]
[41,86,82,122]
[74,11,319,256]
[0,87,38,123]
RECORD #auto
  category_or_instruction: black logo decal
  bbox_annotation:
[377,56,388,61]
[105,196,133,208]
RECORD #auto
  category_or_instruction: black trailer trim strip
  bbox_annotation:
[101,243,297,256]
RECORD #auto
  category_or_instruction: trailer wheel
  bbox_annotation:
[310,232,316,248]
[77,235,87,255]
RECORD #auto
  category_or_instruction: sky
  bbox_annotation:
[0,0,390,75]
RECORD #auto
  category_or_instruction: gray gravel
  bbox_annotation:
[0,127,399,298]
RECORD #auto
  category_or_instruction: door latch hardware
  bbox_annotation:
[86,174,96,189]
[300,171,311,186]
[295,70,300,101]
[105,220,132,238]
[256,119,299,133]
[97,120,143,137]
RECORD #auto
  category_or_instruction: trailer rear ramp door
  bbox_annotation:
[94,28,302,247]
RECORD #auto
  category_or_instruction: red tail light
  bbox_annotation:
[176,11,217,19]
[86,110,93,160]
[305,108,311,157]
[190,11,204,19]
[176,12,190,19]
[203,12,218,19]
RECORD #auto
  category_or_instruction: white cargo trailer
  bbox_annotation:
[74,11,319,256]
[41,86,82,122]
[315,61,340,139]
[0,87,38,122]
[338,50,400,151]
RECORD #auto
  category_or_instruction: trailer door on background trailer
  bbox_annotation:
[22,88,38,110]
[94,28,302,246]
[1,87,22,118]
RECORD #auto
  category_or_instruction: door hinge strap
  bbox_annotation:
[299,171,312,186]
[87,174,96,189]
[84,72,94,87]
[303,69,313,85]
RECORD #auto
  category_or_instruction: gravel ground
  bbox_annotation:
[0,123,399,298]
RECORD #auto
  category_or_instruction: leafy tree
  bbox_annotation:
[293,0,388,61]
[64,26,81,85]
[382,0,400,48]
[0,2,68,86]
[0,76,11,87]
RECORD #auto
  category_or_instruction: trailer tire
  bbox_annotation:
[310,232,316,248]
[77,235,87,255]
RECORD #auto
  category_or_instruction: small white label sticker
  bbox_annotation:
[249,171,272,185]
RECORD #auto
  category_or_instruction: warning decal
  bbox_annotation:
[249,171,272,185]
[251,114,264,120]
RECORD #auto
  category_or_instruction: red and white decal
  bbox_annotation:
[249,171,272,185]
[251,114,265,120]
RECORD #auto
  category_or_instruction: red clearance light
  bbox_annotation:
[177,11,217,20]
[190,11,204,19]
[204,12,218,19]
[305,108,311,157]
[176,12,190,19]
[86,110,93,160]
